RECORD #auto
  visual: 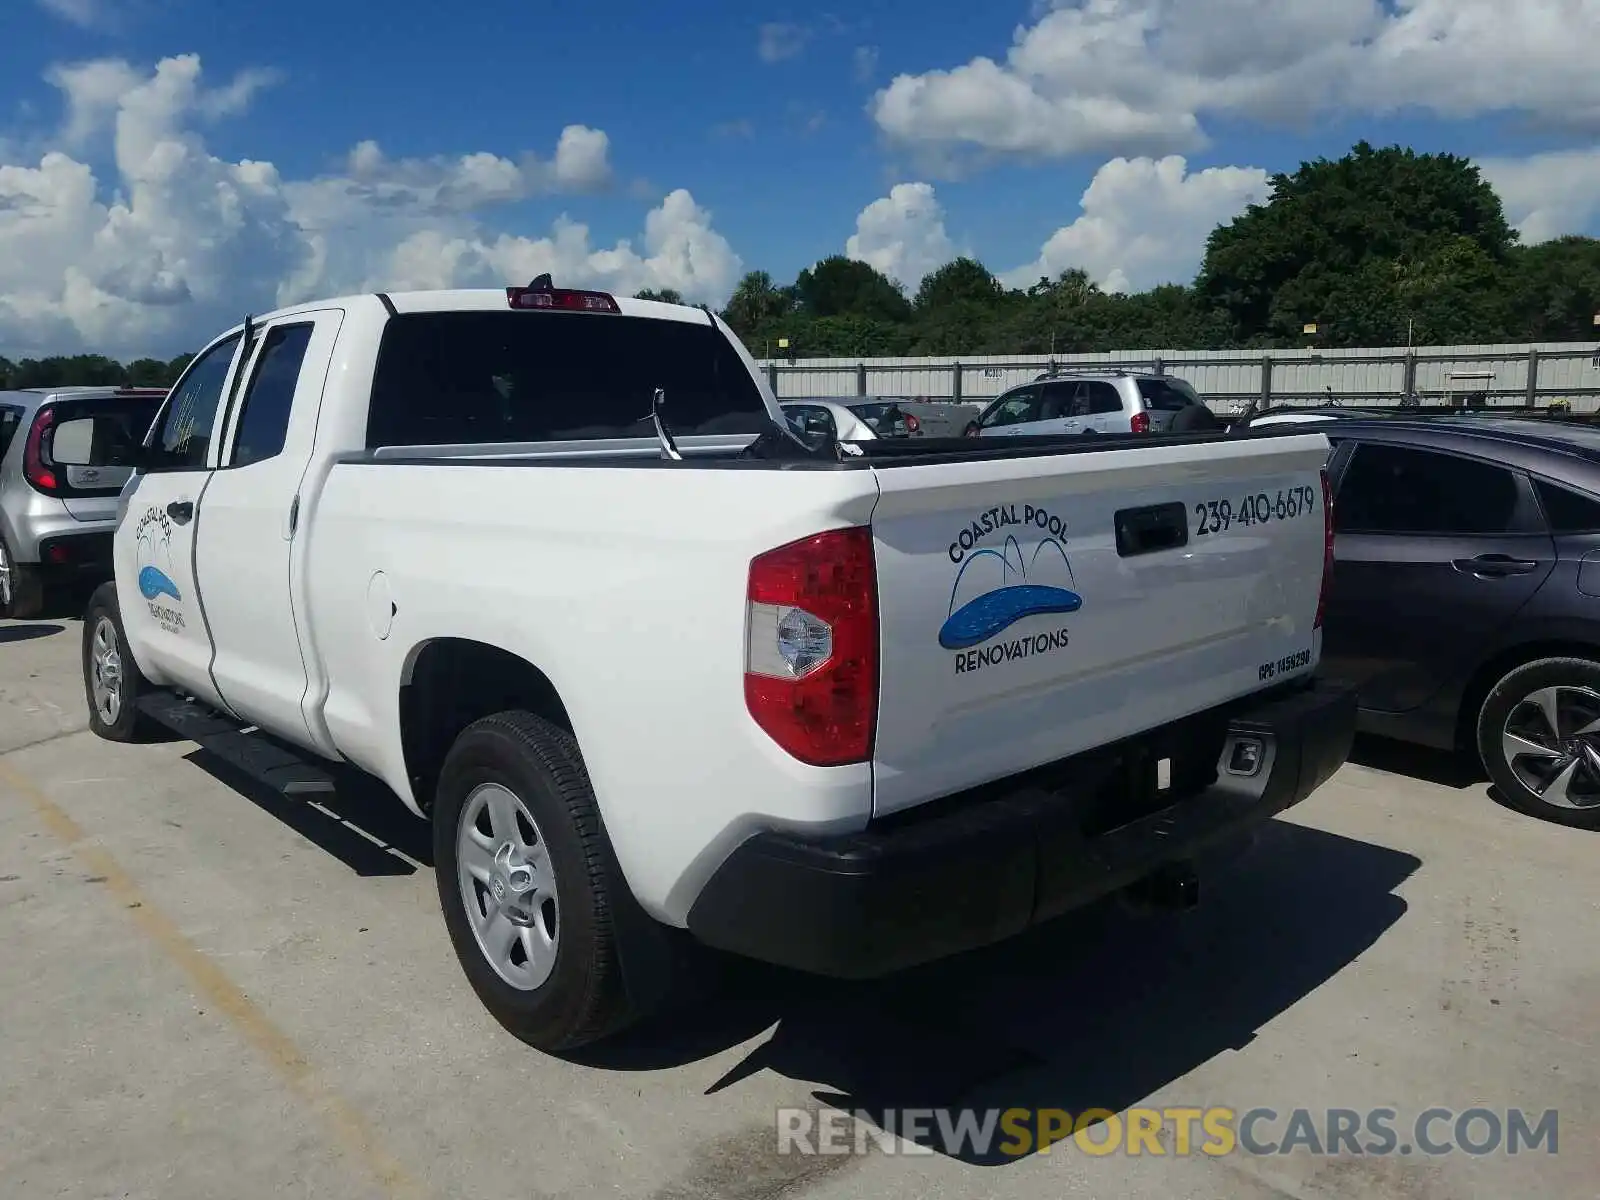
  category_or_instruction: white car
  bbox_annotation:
[82,279,1353,1053]
[972,371,1211,438]
[780,399,881,443]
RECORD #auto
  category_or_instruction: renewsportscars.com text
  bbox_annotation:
[775,1106,1560,1158]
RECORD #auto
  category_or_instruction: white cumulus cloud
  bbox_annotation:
[1482,146,1600,245]
[0,53,737,360]
[846,182,957,289]
[1002,155,1270,292]
[871,0,1600,170]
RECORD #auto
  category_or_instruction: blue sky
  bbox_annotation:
[3,0,1600,357]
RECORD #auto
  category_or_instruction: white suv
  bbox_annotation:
[971,371,1209,438]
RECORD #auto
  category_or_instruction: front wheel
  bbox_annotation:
[1477,657,1600,829]
[82,582,151,742]
[433,711,638,1052]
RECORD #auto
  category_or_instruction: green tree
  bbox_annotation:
[914,257,1003,311]
[1197,142,1517,346]
[634,288,685,304]
[1507,236,1600,342]
[793,256,911,323]
[720,270,793,340]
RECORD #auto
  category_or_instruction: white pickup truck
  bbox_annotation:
[82,280,1354,1053]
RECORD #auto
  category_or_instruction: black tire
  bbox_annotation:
[0,539,45,621]
[433,711,638,1051]
[1477,657,1600,830]
[82,582,152,742]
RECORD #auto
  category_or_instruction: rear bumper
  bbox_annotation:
[35,530,115,581]
[686,679,1356,978]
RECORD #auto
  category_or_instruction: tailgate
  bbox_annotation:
[868,433,1331,816]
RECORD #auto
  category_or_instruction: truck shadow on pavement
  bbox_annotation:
[183,749,432,877]
[580,819,1421,1166]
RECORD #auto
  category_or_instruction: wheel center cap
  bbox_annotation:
[490,842,538,922]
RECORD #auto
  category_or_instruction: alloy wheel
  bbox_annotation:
[1500,684,1600,811]
[89,616,124,726]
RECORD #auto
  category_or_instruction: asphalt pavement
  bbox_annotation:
[1,611,1595,1200]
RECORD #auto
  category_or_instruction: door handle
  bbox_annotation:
[1453,554,1538,577]
[166,500,194,525]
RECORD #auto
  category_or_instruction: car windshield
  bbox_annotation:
[1137,378,1200,411]
[366,311,769,447]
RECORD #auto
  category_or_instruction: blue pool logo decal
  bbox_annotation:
[134,507,181,601]
[942,503,1081,669]
[132,506,186,632]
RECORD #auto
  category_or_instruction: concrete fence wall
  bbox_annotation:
[754,342,1600,413]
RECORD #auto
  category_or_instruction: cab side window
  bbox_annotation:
[229,324,314,467]
[148,333,241,470]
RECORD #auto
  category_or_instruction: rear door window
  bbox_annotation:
[228,323,315,467]
[1335,443,1523,535]
[1084,381,1123,414]
[366,311,768,448]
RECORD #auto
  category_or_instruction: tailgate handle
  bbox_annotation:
[1115,502,1189,558]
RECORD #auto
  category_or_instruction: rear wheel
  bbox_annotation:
[0,538,45,621]
[82,582,151,742]
[1477,657,1600,830]
[433,711,639,1051]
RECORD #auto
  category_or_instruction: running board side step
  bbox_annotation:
[137,691,337,796]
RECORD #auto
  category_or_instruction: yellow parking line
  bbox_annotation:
[0,755,426,1200]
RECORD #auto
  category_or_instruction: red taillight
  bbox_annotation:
[22,405,60,495]
[904,413,920,433]
[745,526,878,766]
[1130,411,1151,434]
[1315,468,1334,629]
[505,286,620,312]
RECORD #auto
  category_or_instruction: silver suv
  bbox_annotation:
[0,387,167,619]
[970,370,1209,438]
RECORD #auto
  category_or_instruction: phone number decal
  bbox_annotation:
[1259,648,1312,681]
[1194,486,1317,537]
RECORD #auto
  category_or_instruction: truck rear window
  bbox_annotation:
[366,311,770,448]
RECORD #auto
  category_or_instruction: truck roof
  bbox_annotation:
[224,288,717,334]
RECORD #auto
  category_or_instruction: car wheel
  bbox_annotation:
[82,582,152,742]
[1477,657,1600,829]
[433,710,638,1052]
[0,538,45,621]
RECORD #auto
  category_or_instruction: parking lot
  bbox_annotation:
[1,610,1596,1200]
